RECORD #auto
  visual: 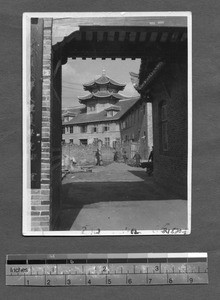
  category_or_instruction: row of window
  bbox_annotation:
[62,124,110,134]
[87,105,96,112]
[88,108,118,117]
[62,137,111,147]
[89,87,118,93]
[87,103,118,114]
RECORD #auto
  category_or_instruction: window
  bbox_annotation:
[88,105,96,112]
[103,124,110,132]
[80,125,87,133]
[70,126,73,133]
[80,139,88,146]
[105,137,110,147]
[69,139,73,144]
[100,86,106,91]
[160,101,168,151]
[62,126,65,134]
[92,126,97,133]
[107,110,118,117]
[107,110,114,117]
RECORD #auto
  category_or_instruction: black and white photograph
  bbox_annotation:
[23,12,192,235]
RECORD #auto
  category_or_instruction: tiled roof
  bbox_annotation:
[64,97,140,125]
[83,74,126,89]
[62,107,85,115]
[78,91,126,101]
[137,61,165,92]
[62,112,77,117]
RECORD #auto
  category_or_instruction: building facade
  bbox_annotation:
[119,100,153,159]
[62,72,141,148]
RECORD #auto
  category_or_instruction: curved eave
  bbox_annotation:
[78,92,125,101]
[84,85,125,93]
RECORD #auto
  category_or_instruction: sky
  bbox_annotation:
[62,58,141,109]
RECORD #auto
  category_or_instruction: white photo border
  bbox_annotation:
[23,11,192,236]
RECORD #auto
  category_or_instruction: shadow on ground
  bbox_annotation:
[54,173,182,230]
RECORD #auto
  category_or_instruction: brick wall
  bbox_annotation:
[31,18,53,231]
[151,62,187,198]
[62,144,115,165]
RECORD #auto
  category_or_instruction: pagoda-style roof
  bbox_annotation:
[83,71,126,92]
[78,90,126,102]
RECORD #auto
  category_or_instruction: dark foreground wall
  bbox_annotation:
[152,62,187,198]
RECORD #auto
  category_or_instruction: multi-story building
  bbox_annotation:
[119,98,153,159]
[62,71,141,148]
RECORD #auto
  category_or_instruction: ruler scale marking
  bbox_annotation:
[6,253,208,286]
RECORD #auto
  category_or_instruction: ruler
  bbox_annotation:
[6,253,208,286]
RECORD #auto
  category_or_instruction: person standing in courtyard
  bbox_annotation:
[133,151,141,167]
[147,146,154,175]
[114,150,119,162]
[123,150,128,164]
[148,146,154,162]
[95,148,102,166]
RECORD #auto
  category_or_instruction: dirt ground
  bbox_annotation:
[56,162,187,232]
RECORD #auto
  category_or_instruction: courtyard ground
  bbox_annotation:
[56,162,187,232]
